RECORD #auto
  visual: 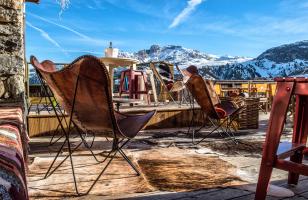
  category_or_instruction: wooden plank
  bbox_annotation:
[27,107,203,137]
[277,142,305,159]
[276,159,308,177]
[194,188,251,200]
[28,99,258,137]
[27,115,70,137]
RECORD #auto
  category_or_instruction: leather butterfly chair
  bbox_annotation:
[30,55,156,195]
[30,60,73,146]
[150,62,185,104]
[31,57,107,181]
[185,74,243,144]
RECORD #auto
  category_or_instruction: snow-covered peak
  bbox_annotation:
[119,44,251,68]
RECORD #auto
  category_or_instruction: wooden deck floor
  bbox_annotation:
[115,178,308,200]
[27,112,307,200]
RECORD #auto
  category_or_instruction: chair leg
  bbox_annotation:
[191,123,207,145]
[288,152,303,185]
[44,137,68,179]
[118,148,141,175]
[84,138,140,195]
[85,150,118,195]
[36,97,43,114]
[27,103,32,115]
[191,117,236,145]
[48,103,69,147]
[255,164,273,200]
[48,123,64,146]
[74,126,107,163]
[46,133,109,179]
[48,131,65,146]
[223,119,238,144]
[63,133,79,194]
[45,140,82,178]
[288,96,308,185]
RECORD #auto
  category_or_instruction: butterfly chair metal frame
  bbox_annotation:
[31,62,92,147]
[149,62,185,105]
[31,67,70,146]
[185,75,243,145]
[31,56,109,193]
[34,58,95,148]
[27,83,58,114]
[31,55,155,195]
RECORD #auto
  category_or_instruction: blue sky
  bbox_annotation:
[26,0,308,62]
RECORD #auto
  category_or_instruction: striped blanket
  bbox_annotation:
[0,107,28,200]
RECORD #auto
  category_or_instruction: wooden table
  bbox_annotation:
[113,98,144,111]
[100,57,139,95]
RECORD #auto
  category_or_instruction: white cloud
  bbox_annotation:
[28,13,90,40]
[28,13,111,48]
[26,22,68,55]
[169,0,204,29]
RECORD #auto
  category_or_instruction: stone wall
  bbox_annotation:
[0,0,24,102]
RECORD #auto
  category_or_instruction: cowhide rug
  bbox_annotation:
[28,154,153,199]
[28,145,246,199]
[135,147,245,192]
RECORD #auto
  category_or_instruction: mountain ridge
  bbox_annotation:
[119,44,252,68]
[29,40,308,84]
[119,41,308,80]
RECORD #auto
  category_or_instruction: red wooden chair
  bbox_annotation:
[119,69,150,104]
[255,77,308,200]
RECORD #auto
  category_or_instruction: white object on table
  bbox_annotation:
[104,48,119,58]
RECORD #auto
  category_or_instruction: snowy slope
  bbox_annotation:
[207,41,308,79]
[119,45,252,68]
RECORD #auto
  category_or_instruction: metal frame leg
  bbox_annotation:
[118,148,141,175]
[84,138,141,195]
[39,75,80,194]
[190,116,238,145]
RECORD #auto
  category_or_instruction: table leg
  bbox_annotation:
[109,66,114,96]
[116,102,120,111]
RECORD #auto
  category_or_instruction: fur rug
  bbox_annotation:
[136,148,245,192]
[28,154,153,199]
[28,144,246,199]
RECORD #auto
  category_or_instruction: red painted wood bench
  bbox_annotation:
[255,77,308,200]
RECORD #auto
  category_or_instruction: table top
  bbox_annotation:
[100,57,139,67]
[113,98,144,104]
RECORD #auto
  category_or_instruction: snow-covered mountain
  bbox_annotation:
[29,41,308,84]
[119,44,252,68]
[205,41,308,79]
[119,41,308,80]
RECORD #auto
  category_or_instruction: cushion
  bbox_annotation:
[215,107,227,119]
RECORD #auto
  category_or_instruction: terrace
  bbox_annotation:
[0,1,308,200]
[26,108,308,200]
[22,57,304,200]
